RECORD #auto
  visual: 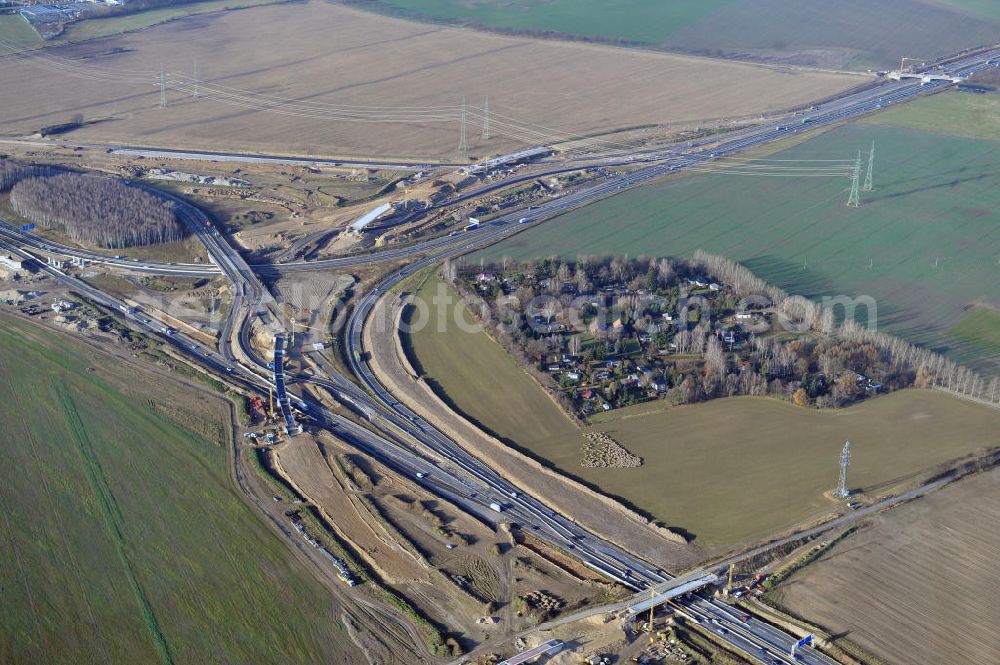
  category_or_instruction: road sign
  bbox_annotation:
[20,223,35,232]
[791,634,814,656]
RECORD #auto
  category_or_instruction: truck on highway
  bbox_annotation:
[489,502,505,513]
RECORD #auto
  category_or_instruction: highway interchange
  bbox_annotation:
[4,44,999,665]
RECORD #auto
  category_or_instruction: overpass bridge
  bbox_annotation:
[272,334,302,435]
[623,574,718,617]
[888,70,965,83]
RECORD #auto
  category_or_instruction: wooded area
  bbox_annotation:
[0,158,55,192]
[9,172,182,248]
[447,251,1000,416]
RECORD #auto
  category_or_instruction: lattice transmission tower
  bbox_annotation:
[863,140,874,192]
[834,441,851,499]
[159,64,167,108]
[481,95,491,140]
[458,96,469,152]
[846,150,862,207]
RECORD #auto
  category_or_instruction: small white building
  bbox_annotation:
[0,254,25,273]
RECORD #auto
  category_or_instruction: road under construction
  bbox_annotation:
[4,44,998,665]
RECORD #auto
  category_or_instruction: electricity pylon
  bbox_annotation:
[834,441,851,499]
[846,150,862,207]
[458,96,469,152]
[159,64,167,108]
[863,140,874,191]
[193,60,200,99]
[481,95,491,140]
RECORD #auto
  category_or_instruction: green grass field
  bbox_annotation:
[53,0,283,43]
[404,277,1000,547]
[361,0,1000,69]
[864,91,1000,141]
[949,307,1000,357]
[0,13,41,50]
[403,273,581,451]
[476,114,1000,374]
[362,0,730,44]
[0,315,356,665]
[0,0,284,53]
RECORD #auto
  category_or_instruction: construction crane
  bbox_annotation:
[726,563,735,595]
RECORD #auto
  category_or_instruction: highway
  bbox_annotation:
[6,44,997,665]
[5,48,998,282]
[0,137,455,171]
[0,217,222,275]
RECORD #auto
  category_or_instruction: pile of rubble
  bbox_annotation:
[581,432,643,469]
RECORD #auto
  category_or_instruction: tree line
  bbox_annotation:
[8,172,182,248]
[0,158,55,192]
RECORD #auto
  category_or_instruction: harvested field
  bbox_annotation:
[0,1,862,159]
[0,313,358,665]
[477,117,1000,374]
[361,0,1000,69]
[581,392,1000,546]
[773,468,1000,665]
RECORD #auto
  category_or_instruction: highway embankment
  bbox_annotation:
[363,289,703,572]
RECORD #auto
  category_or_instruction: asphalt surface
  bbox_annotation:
[7,45,998,665]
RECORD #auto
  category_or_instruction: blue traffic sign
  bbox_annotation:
[20,223,36,232]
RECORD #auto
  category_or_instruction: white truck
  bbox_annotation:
[489,502,505,513]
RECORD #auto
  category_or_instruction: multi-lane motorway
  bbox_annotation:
[5,45,998,665]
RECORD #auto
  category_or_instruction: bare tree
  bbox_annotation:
[0,158,55,192]
[9,173,181,248]
[568,334,582,357]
